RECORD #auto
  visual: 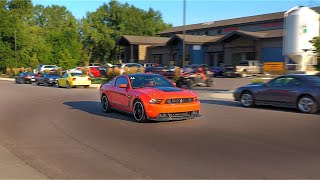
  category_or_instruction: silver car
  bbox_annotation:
[234,74,320,113]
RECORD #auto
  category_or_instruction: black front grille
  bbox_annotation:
[166,98,194,104]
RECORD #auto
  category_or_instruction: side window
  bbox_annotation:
[268,77,294,87]
[108,78,115,85]
[62,73,68,78]
[115,77,128,87]
[291,78,303,86]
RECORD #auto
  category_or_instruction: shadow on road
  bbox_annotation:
[63,101,136,122]
[201,99,320,116]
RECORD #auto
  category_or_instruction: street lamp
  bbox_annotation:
[15,30,17,67]
[182,0,186,67]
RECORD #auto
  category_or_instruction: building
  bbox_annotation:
[117,7,320,68]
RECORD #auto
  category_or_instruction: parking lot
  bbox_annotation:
[0,79,319,179]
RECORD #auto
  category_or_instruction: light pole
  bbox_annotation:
[182,0,186,67]
[15,30,17,67]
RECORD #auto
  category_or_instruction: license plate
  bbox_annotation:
[31,79,35,81]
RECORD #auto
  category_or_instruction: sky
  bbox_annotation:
[32,0,320,27]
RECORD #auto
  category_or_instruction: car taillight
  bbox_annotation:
[88,78,91,81]
[72,78,76,81]
[36,75,39,78]
[25,75,30,78]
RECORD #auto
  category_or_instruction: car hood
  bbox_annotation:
[138,87,198,99]
[243,83,265,88]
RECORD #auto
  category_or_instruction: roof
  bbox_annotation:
[117,35,170,45]
[217,29,283,42]
[167,34,224,45]
[159,7,320,35]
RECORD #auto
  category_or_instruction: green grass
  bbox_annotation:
[91,77,109,84]
[251,78,265,84]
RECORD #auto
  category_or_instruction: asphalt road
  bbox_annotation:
[0,80,320,179]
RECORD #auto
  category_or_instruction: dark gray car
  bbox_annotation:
[234,74,320,113]
[35,73,60,86]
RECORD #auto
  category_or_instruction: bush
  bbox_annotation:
[251,78,265,84]
[107,67,121,79]
[173,67,181,81]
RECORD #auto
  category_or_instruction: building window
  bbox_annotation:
[217,29,222,34]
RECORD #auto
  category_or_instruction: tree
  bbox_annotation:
[311,37,320,70]
[80,0,171,64]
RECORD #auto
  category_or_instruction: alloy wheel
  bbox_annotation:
[133,101,145,122]
[298,97,316,113]
[241,93,254,107]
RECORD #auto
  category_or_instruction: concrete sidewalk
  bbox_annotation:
[0,77,14,81]
[209,90,234,100]
[0,145,47,179]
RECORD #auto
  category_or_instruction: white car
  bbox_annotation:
[39,65,59,73]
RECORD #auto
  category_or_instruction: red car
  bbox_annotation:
[99,74,200,122]
[89,66,101,77]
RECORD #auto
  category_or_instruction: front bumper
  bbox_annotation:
[145,102,201,120]
[149,111,200,121]
[71,81,91,86]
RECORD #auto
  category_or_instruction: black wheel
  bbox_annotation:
[240,91,255,107]
[84,85,89,88]
[206,79,213,87]
[20,79,24,84]
[44,81,48,86]
[297,95,318,114]
[101,95,112,113]
[133,100,148,123]
[36,80,40,86]
[56,81,61,88]
[186,80,193,89]
[176,80,182,88]
[66,81,71,89]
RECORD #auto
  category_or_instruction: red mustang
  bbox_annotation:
[99,74,200,122]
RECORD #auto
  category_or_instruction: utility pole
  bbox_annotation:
[15,30,17,67]
[182,0,186,67]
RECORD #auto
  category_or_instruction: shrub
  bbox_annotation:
[12,68,20,76]
[251,78,265,84]
[6,67,13,77]
[139,67,145,73]
[25,68,32,72]
[107,67,121,79]
[173,67,181,81]
[56,68,63,76]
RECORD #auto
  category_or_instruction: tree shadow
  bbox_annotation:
[63,101,137,123]
[201,100,320,116]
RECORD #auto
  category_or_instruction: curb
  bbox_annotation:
[0,78,14,81]
[90,84,101,88]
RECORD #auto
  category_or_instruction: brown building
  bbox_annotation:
[117,7,320,67]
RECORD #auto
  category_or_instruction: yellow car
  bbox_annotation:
[57,72,91,88]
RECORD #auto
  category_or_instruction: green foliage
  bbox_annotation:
[0,0,171,73]
[311,37,320,71]
[251,78,265,84]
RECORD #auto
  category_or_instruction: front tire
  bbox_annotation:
[133,100,148,123]
[297,95,318,114]
[240,91,254,107]
[84,85,89,88]
[101,95,112,113]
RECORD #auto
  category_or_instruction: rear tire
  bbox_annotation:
[133,100,148,123]
[186,80,193,89]
[101,95,112,113]
[206,79,213,87]
[240,91,254,107]
[84,85,89,88]
[297,95,318,114]
[66,81,71,89]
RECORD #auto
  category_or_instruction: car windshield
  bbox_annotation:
[129,75,174,88]
[306,75,320,86]
[71,73,83,76]
[44,65,56,68]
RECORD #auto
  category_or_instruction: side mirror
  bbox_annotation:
[118,84,127,88]
[172,82,176,86]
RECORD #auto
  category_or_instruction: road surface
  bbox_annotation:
[0,80,319,179]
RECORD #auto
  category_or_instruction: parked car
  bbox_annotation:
[120,63,143,74]
[89,66,102,77]
[212,65,238,78]
[39,65,59,73]
[57,72,91,88]
[141,63,160,67]
[234,74,320,113]
[235,60,261,77]
[15,72,38,84]
[35,73,60,86]
[100,74,200,122]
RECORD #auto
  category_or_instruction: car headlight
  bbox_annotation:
[49,78,53,80]
[194,97,200,102]
[149,99,163,104]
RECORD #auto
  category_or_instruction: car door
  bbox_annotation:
[58,73,68,86]
[113,76,131,111]
[256,77,296,105]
